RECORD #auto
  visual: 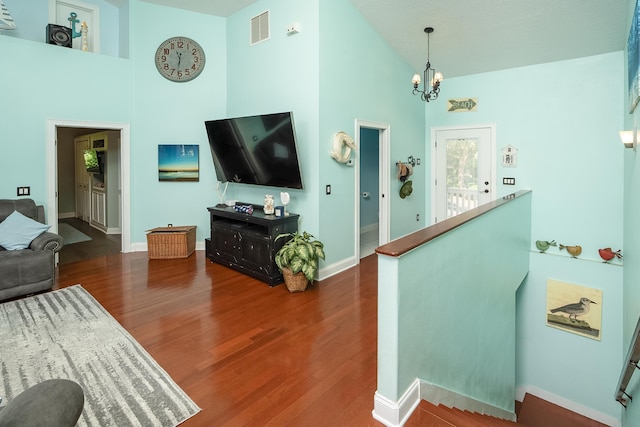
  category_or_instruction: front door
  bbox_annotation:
[432,125,495,222]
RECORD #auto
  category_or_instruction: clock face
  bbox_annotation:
[155,37,206,82]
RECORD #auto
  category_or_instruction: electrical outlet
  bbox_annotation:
[416,213,420,221]
[286,23,300,35]
[326,185,331,195]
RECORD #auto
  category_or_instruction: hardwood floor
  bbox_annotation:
[58,217,121,264]
[55,251,382,426]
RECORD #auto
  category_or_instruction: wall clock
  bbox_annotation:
[155,36,206,82]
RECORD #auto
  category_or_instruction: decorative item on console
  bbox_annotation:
[234,204,254,215]
[280,192,290,216]
[263,195,275,214]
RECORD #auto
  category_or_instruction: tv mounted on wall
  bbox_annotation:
[204,112,304,189]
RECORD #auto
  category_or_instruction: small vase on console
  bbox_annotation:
[263,194,275,214]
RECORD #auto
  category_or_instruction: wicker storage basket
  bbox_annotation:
[146,226,196,259]
[282,267,310,292]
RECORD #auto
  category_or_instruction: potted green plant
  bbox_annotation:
[275,231,325,292]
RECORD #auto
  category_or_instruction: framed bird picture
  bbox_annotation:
[546,279,602,341]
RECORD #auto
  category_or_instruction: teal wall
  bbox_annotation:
[425,53,625,421]
[224,0,320,236]
[128,1,226,242]
[318,0,426,264]
[623,0,640,425]
[0,35,132,203]
[377,192,531,413]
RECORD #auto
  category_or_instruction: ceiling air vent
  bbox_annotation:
[250,10,269,45]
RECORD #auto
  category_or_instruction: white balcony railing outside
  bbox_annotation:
[447,187,479,218]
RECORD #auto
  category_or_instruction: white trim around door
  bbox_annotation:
[46,119,131,253]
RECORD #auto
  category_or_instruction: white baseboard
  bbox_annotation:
[421,381,515,421]
[515,385,620,427]
[360,223,379,234]
[372,379,421,427]
[318,255,357,281]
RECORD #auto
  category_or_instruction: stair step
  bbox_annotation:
[517,393,608,427]
[406,400,525,426]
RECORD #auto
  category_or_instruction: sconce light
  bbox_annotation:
[619,129,637,151]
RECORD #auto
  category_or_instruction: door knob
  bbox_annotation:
[484,189,489,193]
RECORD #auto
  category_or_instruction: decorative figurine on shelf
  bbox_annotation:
[80,21,88,51]
[263,194,275,214]
[598,248,623,263]
[559,244,582,258]
[535,240,557,253]
[67,12,82,39]
[280,192,290,216]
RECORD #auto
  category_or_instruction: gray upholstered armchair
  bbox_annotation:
[0,199,64,301]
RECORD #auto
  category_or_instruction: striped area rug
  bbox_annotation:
[0,285,200,426]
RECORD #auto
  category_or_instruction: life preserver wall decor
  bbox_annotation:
[331,131,357,164]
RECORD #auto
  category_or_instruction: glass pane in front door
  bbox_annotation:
[446,138,478,218]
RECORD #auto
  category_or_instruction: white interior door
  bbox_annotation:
[432,125,496,223]
[75,137,91,222]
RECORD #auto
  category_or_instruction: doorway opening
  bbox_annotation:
[355,120,390,261]
[47,120,131,263]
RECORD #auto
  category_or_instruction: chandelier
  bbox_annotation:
[412,27,443,102]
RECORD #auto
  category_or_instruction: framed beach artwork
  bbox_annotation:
[158,144,199,182]
[546,279,602,341]
[629,0,640,113]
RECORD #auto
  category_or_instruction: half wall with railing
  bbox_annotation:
[372,190,532,426]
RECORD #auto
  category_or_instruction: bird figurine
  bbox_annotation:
[559,244,582,258]
[550,297,596,323]
[598,248,622,263]
[535,240,557,253]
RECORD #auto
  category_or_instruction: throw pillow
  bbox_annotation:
[0,210,51,250]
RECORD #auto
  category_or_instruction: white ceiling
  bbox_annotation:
[134,0,630,78]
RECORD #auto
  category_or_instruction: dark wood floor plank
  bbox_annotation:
[54,251,382,426]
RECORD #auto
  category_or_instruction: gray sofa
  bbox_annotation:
[0,199,64,301]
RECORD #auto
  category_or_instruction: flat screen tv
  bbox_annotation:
[204,112,304,189]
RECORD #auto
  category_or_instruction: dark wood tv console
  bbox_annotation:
[205,204,299,286]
